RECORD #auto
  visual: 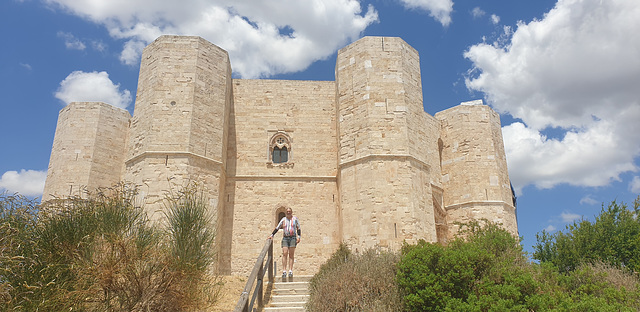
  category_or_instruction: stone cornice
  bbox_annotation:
[125,151,223,167]
[230,175,336,182]
[445,200,516,212]
[339,154,431,170]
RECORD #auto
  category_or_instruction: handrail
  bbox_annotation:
[234,238,274,312]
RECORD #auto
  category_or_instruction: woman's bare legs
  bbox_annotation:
[288,247,296,273]
[282,247,289,273]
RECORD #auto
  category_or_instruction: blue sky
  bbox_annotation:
[2,0,639,254]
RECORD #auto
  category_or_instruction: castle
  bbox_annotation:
[43,35,517,275]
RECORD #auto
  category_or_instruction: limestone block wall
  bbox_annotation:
[43,102,130,201]
[218,79,339,275]
[124,35,232,222]
[336,36,437,250]
[42,35,520,277]
[435,101,517,235]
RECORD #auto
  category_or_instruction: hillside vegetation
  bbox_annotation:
[308,198,640,311]
[0,184,220,312]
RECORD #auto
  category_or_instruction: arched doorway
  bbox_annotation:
[275,206,289,226]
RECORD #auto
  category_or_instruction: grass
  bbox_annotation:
[0,183,221,312]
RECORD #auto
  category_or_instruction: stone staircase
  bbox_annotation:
[263,275,312,312]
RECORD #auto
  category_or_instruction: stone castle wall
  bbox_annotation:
[43,102,130,200]
[123,36,232,222]
[219,79,339,274]
[43,35,518,276]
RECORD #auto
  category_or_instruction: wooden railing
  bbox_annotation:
[234,238,274,312]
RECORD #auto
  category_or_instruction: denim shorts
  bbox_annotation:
[281,236,297,248]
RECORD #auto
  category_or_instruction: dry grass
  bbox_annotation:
[307,245,403,312]
[207,275,247,311]
[1,184,224,312]
[580,261,640,291]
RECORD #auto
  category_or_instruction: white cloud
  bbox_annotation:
[20,63,32,71]
[91,40,107,52]
[399,0,453,26]
[465,0,640,192]
[579,195,598,206]
[44,0,380,78]
[630,176,640,194]
[490,14,500,25]
[544,224,556,232]
[0,170,47,197]
[560,212,581,223]
[57,31,86,50]
[119,40,146,65]
[55,71,132,109]
[471,7,485,18]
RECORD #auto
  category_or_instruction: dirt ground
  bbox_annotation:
[209,275,248,312]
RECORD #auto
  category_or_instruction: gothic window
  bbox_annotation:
[269,132,292,165]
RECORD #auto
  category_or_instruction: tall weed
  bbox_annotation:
[0,183,221,312]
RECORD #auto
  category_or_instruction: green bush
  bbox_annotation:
[397,221,536,312]
[534,197,640,273]
[397,221,640,311]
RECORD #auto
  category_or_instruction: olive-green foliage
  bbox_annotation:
[164,184,216,273]
[0,184,219,312]
[534,197,640,273]
[397,221,640,311]
[397,221,536,312]
[308,219,640,311]
[307,243,402,312]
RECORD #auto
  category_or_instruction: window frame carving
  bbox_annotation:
[268,131,293,167]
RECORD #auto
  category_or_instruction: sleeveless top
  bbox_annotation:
[277,216,301,238]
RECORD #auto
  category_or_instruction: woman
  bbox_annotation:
[268,208,301,278]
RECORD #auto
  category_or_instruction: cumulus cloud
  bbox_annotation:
[44,0,381,78]
[399,0,453,26]
[55,71,132,109]
[560,212,581,223]
[579,195,598,206]
[544,224,556,232]
[58,31,86,50]
[471,7,485,18]
[465,0,640,193]
[630,176,640,194]
[490,14,500,25]
[0,170,47,197]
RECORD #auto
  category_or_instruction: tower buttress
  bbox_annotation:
[124,36,232,225]
[336,37,437,250]
[43,102,130,201]
[435,100,517,236]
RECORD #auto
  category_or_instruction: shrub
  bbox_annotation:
[0,184,220,312]
[397,221,537,312]
[534,197,640,273]
[307,244,402,312]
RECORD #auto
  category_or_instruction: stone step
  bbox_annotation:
[272,288,309,296]
[270,294,310,303]
[265,275,312,312]
[274,275,313,283]
[272,281,309,291]
[263,307,305,312]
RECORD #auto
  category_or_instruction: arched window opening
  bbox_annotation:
[269,132,292,165]
[273,146,288,163]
